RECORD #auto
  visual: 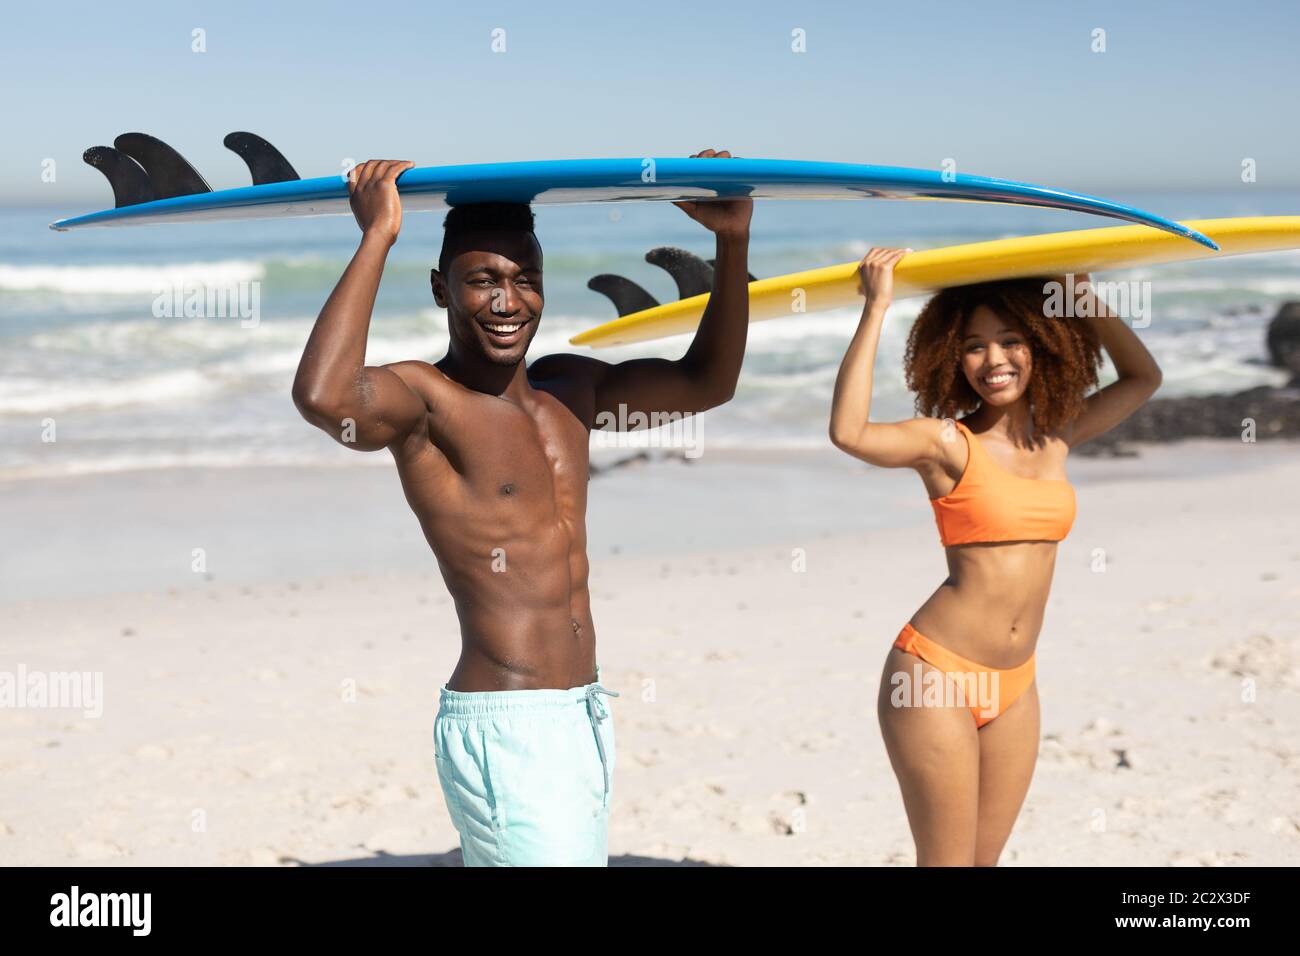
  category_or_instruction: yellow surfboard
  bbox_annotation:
[570,217,1300,349]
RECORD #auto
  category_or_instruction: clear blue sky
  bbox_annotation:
[3,0,1297,204]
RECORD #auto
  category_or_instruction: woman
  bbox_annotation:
[829,248,1162,866]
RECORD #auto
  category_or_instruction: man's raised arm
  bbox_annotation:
[292,159,428,452]
[543,149,753,424]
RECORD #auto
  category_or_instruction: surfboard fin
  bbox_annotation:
[588,248,762,316]
[223,132,300,185]
[587,275,661,317]
[82,146,156,208]
[111,133,212,200]
[646,248,760,291]
[646,247,714,298]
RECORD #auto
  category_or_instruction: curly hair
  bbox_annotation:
[902,278,1103,434]
[438,202,537,273]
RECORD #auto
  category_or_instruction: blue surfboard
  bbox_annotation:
[51,137,1217,249]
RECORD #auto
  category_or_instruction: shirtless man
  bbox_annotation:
[292,151,752,865]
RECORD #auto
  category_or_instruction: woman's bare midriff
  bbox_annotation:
[908,540,1060,668]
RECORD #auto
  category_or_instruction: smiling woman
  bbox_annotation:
[904,279,1103,434]
[828,248,1165,866]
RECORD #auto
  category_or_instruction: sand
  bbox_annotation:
[1,440,1297,866]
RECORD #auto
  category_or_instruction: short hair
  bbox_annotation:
[438,202,537,273]
[903,278,1103,434]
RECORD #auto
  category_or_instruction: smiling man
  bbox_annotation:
[291,152,752,866]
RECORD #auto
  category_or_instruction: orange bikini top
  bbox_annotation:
[930,420,1076,547]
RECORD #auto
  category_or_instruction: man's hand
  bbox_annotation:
[672,149,752,240]
[348,159,415,245]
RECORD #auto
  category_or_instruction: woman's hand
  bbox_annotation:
[857,247,912,313]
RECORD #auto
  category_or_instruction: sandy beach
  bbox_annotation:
[2,438,1297,866]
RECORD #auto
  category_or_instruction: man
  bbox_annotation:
[292,150,752,865]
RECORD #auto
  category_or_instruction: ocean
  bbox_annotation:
[2,190,1297,478]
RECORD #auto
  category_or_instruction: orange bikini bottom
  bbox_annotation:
[892,623,1035,729]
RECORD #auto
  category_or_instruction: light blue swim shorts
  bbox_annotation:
[433,669,618,867]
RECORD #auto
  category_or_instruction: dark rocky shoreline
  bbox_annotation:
[1078,302,1300,456]
[1077,384,1300,455]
